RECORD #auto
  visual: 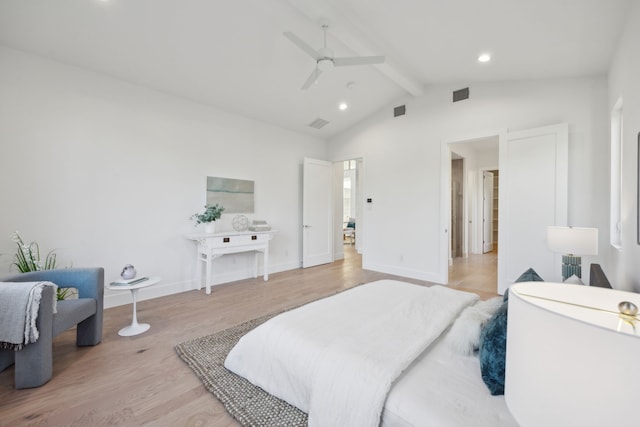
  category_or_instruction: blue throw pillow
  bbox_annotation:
[480,268,544,395]
[515,267,544,283]
[504,268,544,301]
[478,302,508,395]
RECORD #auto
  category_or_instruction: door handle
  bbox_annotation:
[303,225,312,228]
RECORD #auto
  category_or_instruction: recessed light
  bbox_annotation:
[478,53,491,63]
[339,103,348,111]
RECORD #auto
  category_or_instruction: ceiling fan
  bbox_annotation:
[283,24,385,90]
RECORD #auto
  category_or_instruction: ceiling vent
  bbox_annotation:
[308,118,330,129]
[394,105,406,117]
[453,87,470,102]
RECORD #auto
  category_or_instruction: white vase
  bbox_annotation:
[205,222,216,233]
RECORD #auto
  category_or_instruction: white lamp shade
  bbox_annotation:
[547,226,598,255]
[506,282,640,426]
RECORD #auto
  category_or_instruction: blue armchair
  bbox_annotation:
[0,268,104,388]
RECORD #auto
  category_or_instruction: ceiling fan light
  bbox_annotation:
[317,58,334,71]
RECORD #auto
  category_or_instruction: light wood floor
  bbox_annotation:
[448,250,498,295]
[0,246,497,426]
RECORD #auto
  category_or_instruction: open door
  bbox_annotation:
[498,123,568,293]
[482,171,494,253]
[441,125,567,291]
[303,158,333,268]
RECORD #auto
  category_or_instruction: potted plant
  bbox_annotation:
[191,204,225,233]
[10,231,73,300]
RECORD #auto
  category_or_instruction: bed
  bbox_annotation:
[224,280,517,426]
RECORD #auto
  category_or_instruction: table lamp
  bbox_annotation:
[546,226,598,281]
[505,282,640,426]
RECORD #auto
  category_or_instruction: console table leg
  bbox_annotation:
[263,246,269,281]
[205,254,212,295]
[253,252,259,278]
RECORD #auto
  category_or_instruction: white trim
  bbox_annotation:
[362,261,444,284]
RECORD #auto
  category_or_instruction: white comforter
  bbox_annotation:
[224,280,478,427]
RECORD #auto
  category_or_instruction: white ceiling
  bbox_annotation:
[0,0,632,138]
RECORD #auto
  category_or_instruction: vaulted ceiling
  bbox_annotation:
[0,0,632,138]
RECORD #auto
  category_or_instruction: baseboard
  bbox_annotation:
[104,260,303,308]
[362,261,444,284]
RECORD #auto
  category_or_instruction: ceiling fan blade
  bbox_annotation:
[283,31,320,60]
[333,55,385,67]
[301,68,323,90]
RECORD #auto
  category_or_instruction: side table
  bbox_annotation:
[108,277,160,336]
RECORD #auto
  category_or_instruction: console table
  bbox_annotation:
[185,230,276,294]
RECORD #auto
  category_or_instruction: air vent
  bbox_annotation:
[453,87,470,102]
[394,105,406,117]
[308,118,330,129]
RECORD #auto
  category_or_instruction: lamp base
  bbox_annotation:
[562,254,581,281]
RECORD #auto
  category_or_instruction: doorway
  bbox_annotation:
[343,159,357,250]
[483,169,499,253]
[446,136,500,295]
[451,156,464,259]
[333,158,363,262]
[441,124,568,295]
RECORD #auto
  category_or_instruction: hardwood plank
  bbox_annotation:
[0,246,497,426]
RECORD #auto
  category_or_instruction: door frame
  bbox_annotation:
[449,155,466,264]
[332,157,365,260]
[482,170,495,253]
[440,129,507,285]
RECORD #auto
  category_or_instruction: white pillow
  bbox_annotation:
[445,297,503,355]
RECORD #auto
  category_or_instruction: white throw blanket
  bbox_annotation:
[0,281,57,350]
[225,280,478,427]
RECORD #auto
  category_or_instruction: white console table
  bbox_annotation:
[185,230,276,294]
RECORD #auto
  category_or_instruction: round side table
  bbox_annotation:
[108,277,160,336]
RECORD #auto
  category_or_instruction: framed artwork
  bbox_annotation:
[207,176,254,213]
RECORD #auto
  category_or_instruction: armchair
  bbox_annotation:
[0,268,104,388]
[343,217,356,245]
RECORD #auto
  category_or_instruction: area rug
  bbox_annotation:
[175,313,308,427]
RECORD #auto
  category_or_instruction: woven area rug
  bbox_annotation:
[175,313,308,427]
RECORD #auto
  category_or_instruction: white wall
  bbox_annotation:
[0,46,327,306]
[328,77,609,285]
[608,1,640,292]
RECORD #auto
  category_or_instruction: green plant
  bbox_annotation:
[11,231,71,301]
[190,204,225,224]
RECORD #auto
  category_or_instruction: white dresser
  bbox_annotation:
[185,230,276,294]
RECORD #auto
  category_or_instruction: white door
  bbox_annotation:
[483,171,494,253]
[303,158,333,268]
[498,123,568,294]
